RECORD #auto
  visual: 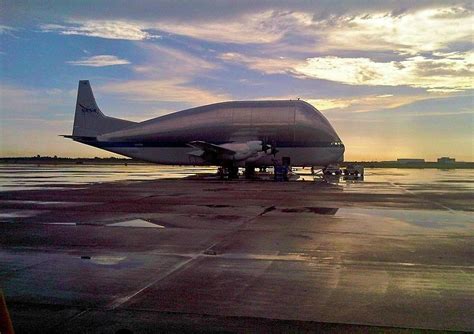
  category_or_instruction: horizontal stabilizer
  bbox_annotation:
[187,141,235,155]
[60,135,97,142]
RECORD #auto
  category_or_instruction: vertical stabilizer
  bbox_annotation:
[72,80,135,137]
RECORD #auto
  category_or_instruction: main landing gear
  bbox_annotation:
[217,165,257,180]
[218,165,239,180]
[244,165,256,179]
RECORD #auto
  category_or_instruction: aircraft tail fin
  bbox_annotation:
[72,80,136,137]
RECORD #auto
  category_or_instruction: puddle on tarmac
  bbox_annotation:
[281,207,339,215]
[277,206,472,229]
[107,219,165,228]
[335,207,473,229]
[44,222,77,226]
[0,200,92,207]
[89,255,127,265]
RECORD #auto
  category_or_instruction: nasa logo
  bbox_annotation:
[78,103,97,113]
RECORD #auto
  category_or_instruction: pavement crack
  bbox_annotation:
[259,205,276,216]
[105,256,197,310]
[389,182,457,212]
[50,308,91,332]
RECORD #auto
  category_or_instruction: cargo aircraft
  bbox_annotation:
[64,81,345,178]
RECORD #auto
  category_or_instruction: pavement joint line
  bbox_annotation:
[104,202,261,308]
[105,255,197,310]
[389,182,457,213]
[105,204,282,310]
[50,308,91,331]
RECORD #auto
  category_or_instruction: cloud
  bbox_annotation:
[256,92,434,113]
[295,54,474,92]
[100,79,230,105]
[219,50,473,92]
[37,10,311,45]
[306,98,352,111]
[66,55,130,67]
[133,44,217,77]
[43,5,470,55]
[306,94,434,113]
[315,7,474,54]
[0,25,18,39]
[0,25,15,34]
[152,10,312,44]
[96,44,227,106]
[2,1,465,24]
[218,52,300,75]
[40,21,159,40]
[35,5,472,61]
[0,84,74,119]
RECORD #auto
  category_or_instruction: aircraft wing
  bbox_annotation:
[187,141,236,155]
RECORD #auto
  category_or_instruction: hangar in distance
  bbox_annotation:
[65,80,345,176]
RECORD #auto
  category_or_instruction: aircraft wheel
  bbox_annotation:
[229,166,239,179]
[245,166,255,179]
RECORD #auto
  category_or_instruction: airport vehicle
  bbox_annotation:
[323,164,343,176]
[65,80,345,177]
[344,164,364,177]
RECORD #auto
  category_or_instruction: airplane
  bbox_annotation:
[64,80,345,178]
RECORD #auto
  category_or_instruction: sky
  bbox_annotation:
[0,0,473,161]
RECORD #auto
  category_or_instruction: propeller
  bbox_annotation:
[261,139,279,157]
[271,146,279,157]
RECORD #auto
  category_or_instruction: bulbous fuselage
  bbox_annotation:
[95,100,344,167]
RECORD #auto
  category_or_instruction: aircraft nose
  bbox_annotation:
[327,126,342,142]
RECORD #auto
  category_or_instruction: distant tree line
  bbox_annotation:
[0,155,145,165]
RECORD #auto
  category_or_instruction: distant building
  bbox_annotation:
[437,157,455,163]
[397,158,425,164]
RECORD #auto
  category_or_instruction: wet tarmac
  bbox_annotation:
[0,165,473,333]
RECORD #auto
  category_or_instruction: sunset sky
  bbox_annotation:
[1,1,473,161]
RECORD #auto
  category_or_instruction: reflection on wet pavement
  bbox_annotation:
[280,207,339,215]
[108,219,165,228]
[0,164,217,191]
[335,207,473,229]
[44,222,77,226]
[0,210,45,218]
[90,255,127,265]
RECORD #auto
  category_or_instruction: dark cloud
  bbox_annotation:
[415,60,472,77]
[1,0,470,27]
